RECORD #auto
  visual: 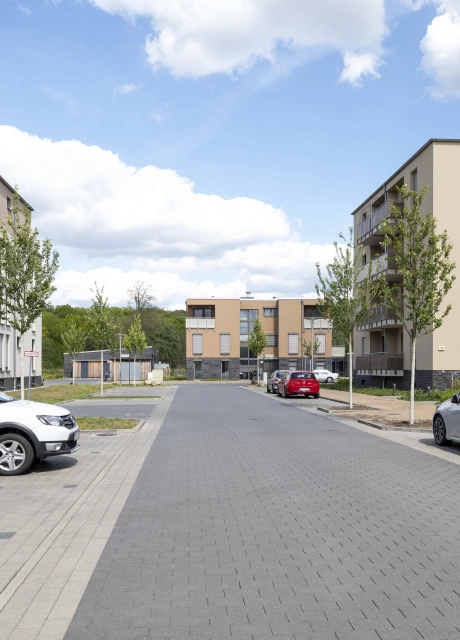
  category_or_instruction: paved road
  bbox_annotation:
[63,384,460,640]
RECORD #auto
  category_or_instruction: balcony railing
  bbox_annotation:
[357,250,399,283]
[303,317,333,330]
[358,304,403,330]
[356,201,403,242]
[332,346,345,357]
[185,318,216,330]
[355,352,403,374]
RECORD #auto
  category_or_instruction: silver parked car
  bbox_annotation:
[266,370,289,394]
[433,392,460,446]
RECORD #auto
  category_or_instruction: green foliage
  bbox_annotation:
[316,228,373,349]
[303,340,319,359]
[0,190,59,337]
[87,283,117,349]
[377,186,456,341]
[124,314,147,357]
[248,319,267,358]
[61,321,87,359]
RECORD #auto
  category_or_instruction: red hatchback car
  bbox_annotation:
[277,371,320,399]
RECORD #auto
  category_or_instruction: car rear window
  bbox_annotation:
[290,373,314,379]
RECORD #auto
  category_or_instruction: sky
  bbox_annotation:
[1,0,460,309]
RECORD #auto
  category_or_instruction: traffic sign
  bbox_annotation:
[24,350,39,357]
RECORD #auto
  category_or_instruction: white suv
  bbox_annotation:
[0,392,80,476]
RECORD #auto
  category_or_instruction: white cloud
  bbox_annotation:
[87,0,387,85]
[419,2,460,98]
[113,83,144,95]
[340,52,383,86]
[0,126,338,308]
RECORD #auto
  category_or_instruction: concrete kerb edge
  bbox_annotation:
[357,418,431,433]
[80,419,145,436]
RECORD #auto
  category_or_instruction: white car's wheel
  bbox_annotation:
[326,376,333,383]
[0,434,34,476]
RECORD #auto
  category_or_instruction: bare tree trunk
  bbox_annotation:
[20,335,24,401]
[133,356,136,387]
[72,358,75,386]
[257,356,259,383]
[409,337,417,425]
[348,334,353,410]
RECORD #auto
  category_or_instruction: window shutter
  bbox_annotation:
[315,334,326,354]
[288,333,298,355]
[220,333,230,355]
[192,333,203,355]
[267,334,278,346]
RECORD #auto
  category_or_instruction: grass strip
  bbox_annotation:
[76,417,139,430]
[9,384,112,405]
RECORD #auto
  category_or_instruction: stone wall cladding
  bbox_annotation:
[351,370,457,391]
[0,376,41,391]
[186,358,240,380]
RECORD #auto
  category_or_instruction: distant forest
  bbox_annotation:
[43,304,186,370]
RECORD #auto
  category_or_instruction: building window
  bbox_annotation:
[411,169,418,193]
[240,309,258,333]
[315,360,325,370]
[221,361,229,380]
[263,307,278,317]
[266,334,278,347]
[362,336,367,355]
[192,333,203,355]
[17,336,20,350]
[193,307,213,318]
[288,333,299,355]
[315,334,326,354]
[7,197,11,211]
[289,359,297,371]
[220,333,230,355]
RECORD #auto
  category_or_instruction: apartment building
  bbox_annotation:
[185,297,343,381]
[0,176,42,390]
[352,138,460,390]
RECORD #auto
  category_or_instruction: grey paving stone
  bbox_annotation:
[65,385,460,639]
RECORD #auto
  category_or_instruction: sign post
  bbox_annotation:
[24,351,39,401]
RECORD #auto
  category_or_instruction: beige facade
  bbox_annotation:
[0,176,42,390]
[352,139,460,390]
[185,297,340,380]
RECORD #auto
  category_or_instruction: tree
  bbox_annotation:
[376,185,455,425]
[123,314,147,386]
[127,280,156,311]
[302,340,320,371]
[87,283,116,397]
[61,321,87,385]
[248,318,267,382]
[0,189,59,399]
[316,228,374,409]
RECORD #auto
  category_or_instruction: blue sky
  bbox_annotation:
[1,0,459,307]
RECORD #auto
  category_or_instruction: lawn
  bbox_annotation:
[76,417,139,430]
[9,384,111,405]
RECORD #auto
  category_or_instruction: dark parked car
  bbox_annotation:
[266,370,289,394]
[277,371,320,399]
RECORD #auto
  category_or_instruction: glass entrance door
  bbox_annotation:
[221,361,229,380]
[194,361,202,381]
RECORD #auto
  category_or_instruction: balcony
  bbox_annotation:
[332,346,345,357]
[303,317,333,330]
[357,250,401,284]
[357,304,403,331]
[356,201,403,245]
[185,318,216,330]
[355,352,404,376]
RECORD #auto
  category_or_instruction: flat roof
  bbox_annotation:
[0,175,34,211]
[351,138,460,216]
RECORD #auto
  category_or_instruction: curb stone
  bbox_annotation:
[357,417,431,433]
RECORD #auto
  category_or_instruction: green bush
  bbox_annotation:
[326,379,449,402]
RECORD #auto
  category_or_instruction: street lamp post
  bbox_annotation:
[310,319,315,372]
[118,333,124,386]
